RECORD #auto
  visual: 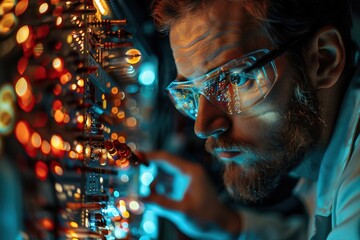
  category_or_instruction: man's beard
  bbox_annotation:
[205,73,323,203]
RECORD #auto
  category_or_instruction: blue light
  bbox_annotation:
[140,172,154,186]
[138,62,157,86]
[113,190,119,198]
[143,220,156,234]
[139,70,156,86]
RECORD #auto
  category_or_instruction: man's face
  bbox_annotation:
[169,1,322,202]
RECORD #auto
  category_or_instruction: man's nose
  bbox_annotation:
[194,95,230,139]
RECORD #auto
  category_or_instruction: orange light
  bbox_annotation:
[69,151,77,159]
[52,57,64,72]
[122,210,130,219]
[70,83,77,91]
[117,111,125,119]
[75,143,83,154]
[41,140,51,155]
[56,16,62,26]
[125,117,137,128]
[52,100,62,111]
[15,77,28,97]
[15,0,29,16]
[69,221,78,228]
[16,25,30,44]
[77,79,84,87]
[125,49,141,65]
[17,57,28,75]
[111,133,118,140]
[111,107,118,114]
[63,114,70,124]
[33,42,44,57]
[53,84,62,96]
[114,99,121,107]
[51,161,64,176]
[41,218,54,231]
[111,87,118,95]
[118,136,126,143]
[54,109,65,123]
[31,132,42,148]
[38,2,49,14]
[76,114,84,124]
[60,72,72,85]
[15,121,30,145]
[35,161,48,181]
[51,134,63,150]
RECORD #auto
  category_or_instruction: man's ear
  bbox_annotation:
[305,26,346,89]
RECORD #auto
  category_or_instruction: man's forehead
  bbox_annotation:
[168,1,266,80]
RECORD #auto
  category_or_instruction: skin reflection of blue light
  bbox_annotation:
[143,220,156,234]
[139,70,156,86]
[139,236,151,240]
[141,172,154,186]
[113,190,119,198]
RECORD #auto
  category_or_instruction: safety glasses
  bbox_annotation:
[166,35,306,120]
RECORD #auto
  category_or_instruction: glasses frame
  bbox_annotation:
[166,32,310,119]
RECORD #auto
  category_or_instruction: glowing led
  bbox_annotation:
[51,135,63,150]
[55,183,63,192]
[110,133,118,140]
[52,57,63,72]
[35,161,48,181]
[15,77,28,97]
[16,25,29,44]
[66,34,72,44]
[41,140,51,155]
[139,70,156,86]
[63,114,70,124]
[122,211,130,219]
[31,132,42,148]
[114,99,121,107]
[125,49,141,64]
[69,151,77,159]
[111,107,119,115]
[54,109,65,123]
[129,201,140,211]
[75,143,83,154]
[69,221,78,228]
[117,111,125,119]
[114,191,119,198]
[60,72,72,85]
[53,164,64,176]
[125,117,137,128]
[56,16,62,26]
[111,87,118,95]
[15,0,29,16]
[76,114,84,124]
[77,79,84,87]
[38,2,49,14]
[0,13,17,35]
[93,0,109,15]
[15,121,30,145]
[115,137,124,144]
[120,174,129,183]
[63,142,71,151]
[41,218,54,231]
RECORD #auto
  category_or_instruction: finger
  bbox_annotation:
[143,151,195,172]
[142,193,184,212]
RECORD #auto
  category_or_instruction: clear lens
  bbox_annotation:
[166,49,278,119]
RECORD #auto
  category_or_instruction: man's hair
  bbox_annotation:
[151,0,356,74]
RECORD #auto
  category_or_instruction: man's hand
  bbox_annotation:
[142,151,242,239]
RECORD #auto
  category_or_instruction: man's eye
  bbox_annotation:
[230,73,250,86]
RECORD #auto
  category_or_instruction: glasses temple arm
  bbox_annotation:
[243,32,311,73]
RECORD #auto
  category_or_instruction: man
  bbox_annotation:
[143,0,360,239]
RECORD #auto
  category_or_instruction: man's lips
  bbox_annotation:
[214,149,242,160]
